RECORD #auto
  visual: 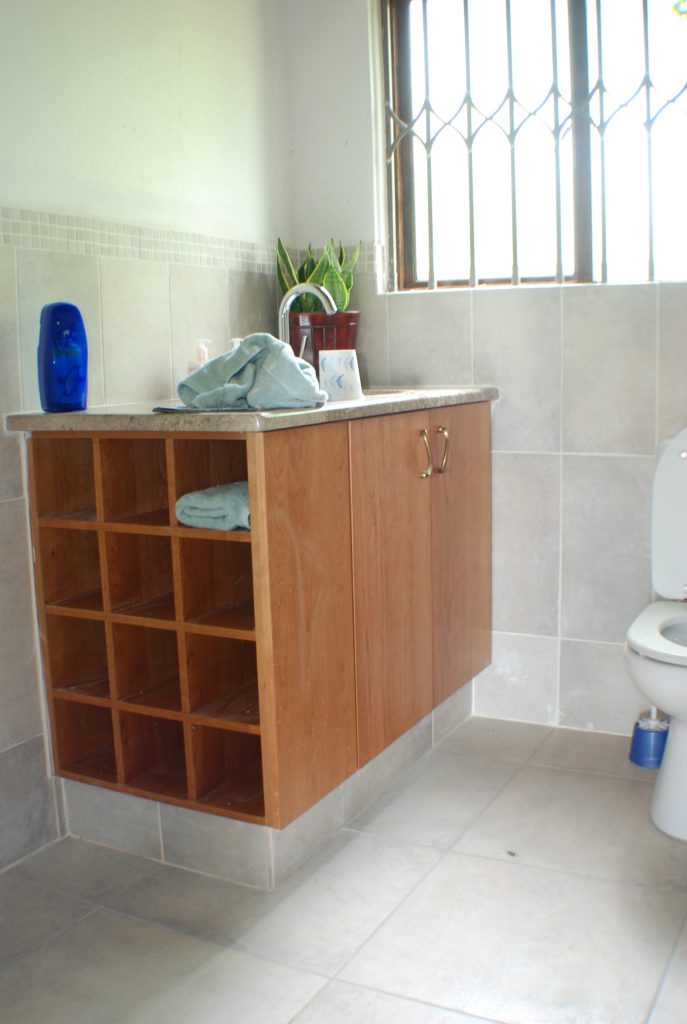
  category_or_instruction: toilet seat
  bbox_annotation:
[627,600,687,667]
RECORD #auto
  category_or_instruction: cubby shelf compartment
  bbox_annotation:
[31,436,96,521]
[39,527,103,612]
[185,632,259,730]
[112,622,182,711]
[45,615,110,699]
[173,437,248,517]
[119,712,188,800]
[191,724,264,820]
[179,537,254,632]
[53,701,117,783]
[105,531,175,621]
[99,437,169,525]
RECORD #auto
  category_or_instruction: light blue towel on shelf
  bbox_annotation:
[177,333,327,410]
[176,481,251,531]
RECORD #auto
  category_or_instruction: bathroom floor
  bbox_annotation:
[2,717,686,1024]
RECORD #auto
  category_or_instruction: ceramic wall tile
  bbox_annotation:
[63,781,162,860]
[100,257,172,404]
[0,247,21,415]
[341,716,433,824]
[0,736,59,869]
[431,682,473,746]
[228,269,279,340]
[492,453,560,637]
[472,632,559,724]
[351,272,389,386]
[561,454,653,643]
[387,290,472,386]
[559,639,645,735]
[16,249,104,412]
[271,785,344,885]
[658,282,687,440]
[0,498,42,752]
[170,264,230,389]
[562,285,656,454]
[473,285,561,452]
[159,802,272,888]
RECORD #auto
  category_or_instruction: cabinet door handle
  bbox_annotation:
[419,429,433,478]
[436,426,450,474]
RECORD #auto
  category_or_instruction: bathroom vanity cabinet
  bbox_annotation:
[351,401,492,764]
[19,392,493,829]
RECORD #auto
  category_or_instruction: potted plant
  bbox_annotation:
[277,239,361,360]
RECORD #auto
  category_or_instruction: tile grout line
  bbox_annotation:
[642,905,687,1024]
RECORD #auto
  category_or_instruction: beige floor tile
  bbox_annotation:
[339,853,687,1024]
[454,764,687,885]
[107,829,441,976]
[0,909,326,1024]
[13,837,161,903]
[649,921,687,1024]
[292,980,494,1023]
[530,726,656,780]
[350,750,517,849]
[235,829,442,974]
[0,875,94,960]
[438,716,552,762]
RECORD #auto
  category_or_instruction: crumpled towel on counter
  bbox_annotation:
[177,332,327,410]
[176,480,251,531]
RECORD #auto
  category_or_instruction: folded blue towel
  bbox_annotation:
[176,481,250,531]
[177,333,327,410]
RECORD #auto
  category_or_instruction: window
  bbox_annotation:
[382,0,687,288]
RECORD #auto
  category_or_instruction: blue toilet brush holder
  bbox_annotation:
[629,709,669,768]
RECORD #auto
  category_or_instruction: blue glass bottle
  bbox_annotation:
[37,302,88,412]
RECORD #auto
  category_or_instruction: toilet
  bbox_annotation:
[625,427,687,841]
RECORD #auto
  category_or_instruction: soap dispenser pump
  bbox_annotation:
[37,302,88,412]
[187,339,211,375]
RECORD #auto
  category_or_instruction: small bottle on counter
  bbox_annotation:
[37,302,88,412]
[187,339,212,375]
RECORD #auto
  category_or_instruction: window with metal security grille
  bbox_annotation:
[382,0,687,289]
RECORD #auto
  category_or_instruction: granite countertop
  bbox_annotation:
[6,385,499,434]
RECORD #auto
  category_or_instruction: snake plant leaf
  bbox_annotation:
[323,264,349,311]
[340,241,361,291]
[298,247,317,283]
[277,238,299,295]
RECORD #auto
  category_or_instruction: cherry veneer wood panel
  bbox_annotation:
[98,438,169,523]
[53,701,117,782]
[350,412,434,765]
[184,632,259,724]
[173,437,248,516]
[119,713,188,798]
[431,402,492,704]
[105,532,174,614]
[191,726,263,816]
[31,436,96,519]
[45,615,110,697]
[178,538,253,624]
[111,622,181,707]
[39,528,103,609]
[249,421,357,827]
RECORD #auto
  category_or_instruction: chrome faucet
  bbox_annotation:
[278,283,337,358]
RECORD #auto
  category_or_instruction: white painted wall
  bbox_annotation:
[0,0,289,241]
[282,0,378,246]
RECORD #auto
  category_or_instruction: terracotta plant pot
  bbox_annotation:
[289,310,360,366]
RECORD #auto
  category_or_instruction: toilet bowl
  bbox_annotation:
[625,428,687,841]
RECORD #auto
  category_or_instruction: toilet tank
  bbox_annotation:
[653,427,687,599]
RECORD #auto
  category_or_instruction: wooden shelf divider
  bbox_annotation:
[29,430,266,825]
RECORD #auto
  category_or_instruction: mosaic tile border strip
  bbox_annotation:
[0,206,377,275]
[0,207,274,272]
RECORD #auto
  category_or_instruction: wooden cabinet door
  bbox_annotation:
[350,411,434,765]
[250,421,357,827]
[430,402,492,706]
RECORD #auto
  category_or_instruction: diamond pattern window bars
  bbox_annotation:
[382,0,687,289]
